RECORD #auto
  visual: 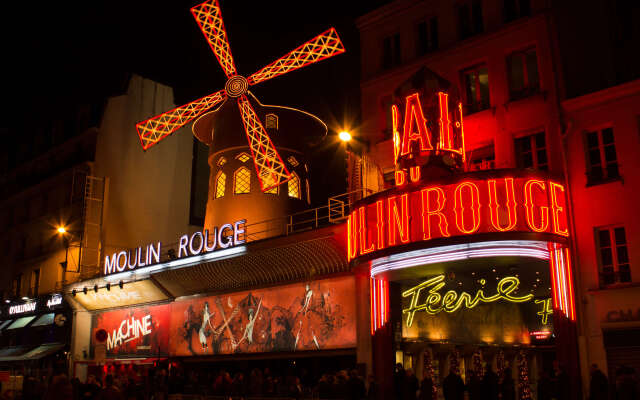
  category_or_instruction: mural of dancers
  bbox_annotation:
[170,276,356,356]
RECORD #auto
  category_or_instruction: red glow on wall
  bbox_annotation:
[348,173,569,262]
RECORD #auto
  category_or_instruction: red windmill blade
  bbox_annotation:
[135,0,345,192]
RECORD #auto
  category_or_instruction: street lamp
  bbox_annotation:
[57,226,67,234]
[339,130,352,142]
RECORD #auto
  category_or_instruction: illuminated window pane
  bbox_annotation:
[234,167,251,194]
[263,173,278,194]
[236,153,251,163]
[216,157,227,167]
[215,172,226,198]
[266,114,278,129]
[288,173,301,199]
[287,156,299,167]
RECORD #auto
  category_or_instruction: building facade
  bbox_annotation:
[354,0,640,398]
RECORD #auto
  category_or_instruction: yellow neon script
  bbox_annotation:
[535,298,553,325]
[402,275,534,327]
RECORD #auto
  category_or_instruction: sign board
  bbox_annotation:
[91,304,170,358]
[74,280,168,311]
[348,171,569,262]
[103,220,246,276]
[170,275,356,356]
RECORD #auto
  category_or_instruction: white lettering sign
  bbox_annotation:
[47,296,63,308]
[103,219,246,276]
[9,302,37,315]
[106,314,153,351]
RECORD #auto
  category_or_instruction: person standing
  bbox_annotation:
[403,368,419,400]
[589,364,608,400]
[418,371,436,400]
[442,370,465,400]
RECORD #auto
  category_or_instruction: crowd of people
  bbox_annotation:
[0,362,636,399]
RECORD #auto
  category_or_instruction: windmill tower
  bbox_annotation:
[135,0,344,237]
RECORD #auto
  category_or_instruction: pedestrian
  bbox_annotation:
[442,369,464,400]
[44,374,74,400]
[482,368,499,400]
[537,370,553,400]
[403,368,419,400]
[366,374,378,399]
[81,375,101,400]
[347,369,366,400]
[418,370,435,400]
[589,364,608,400]
[96,374,123,400]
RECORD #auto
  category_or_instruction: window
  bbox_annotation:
[461,64,490,113]
[306,179,311,204]
[468,144,495,171]
[585,128,620,185]
[515,132,547,170]
[503,0,531,23]
[288,173,301,199]
[236,153,251,163]
[416,17,439,57]
[234,167,251,194]
[263,174,278,195]
[458,0,484,40]
[31,269,40,297]
[507,47,540,100]
[381,95,394,140]
[382,33,401,70]
[12,274,22,298]
[287,156,299,167]
[597,226,631,285]
[215,171,226,198]
[265,114,278,129]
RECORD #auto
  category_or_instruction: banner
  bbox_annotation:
[91,304,170,358]
[170,276,356,356]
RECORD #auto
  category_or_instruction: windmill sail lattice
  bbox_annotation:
[135,0,345,192]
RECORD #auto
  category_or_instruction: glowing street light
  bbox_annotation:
[57,226,67,234]
[339,131,352,142]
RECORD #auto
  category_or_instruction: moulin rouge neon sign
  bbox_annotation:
[104,220,246,276]
[348,174,569,261]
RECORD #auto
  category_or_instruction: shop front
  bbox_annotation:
[67,224,356,395]
[0,293,71,393]
[348,79,579,398]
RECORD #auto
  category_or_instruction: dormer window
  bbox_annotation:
[266,113,278,129]
[287,156,299,167]
[236,153,251,163]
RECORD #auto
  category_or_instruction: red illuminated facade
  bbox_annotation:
[354,1,640,398]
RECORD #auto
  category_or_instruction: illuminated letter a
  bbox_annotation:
[401,93,433,155]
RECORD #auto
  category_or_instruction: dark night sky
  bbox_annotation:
[1,0,389,201]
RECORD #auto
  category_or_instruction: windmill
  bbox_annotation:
[135,0,345,192]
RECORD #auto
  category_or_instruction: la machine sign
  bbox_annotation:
[104,220,246,276]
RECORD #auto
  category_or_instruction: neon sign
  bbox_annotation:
[104,219,246,275]
[402,275,534,327]
[9,302,37,315]
[535,298,553,325]
[392,91,465,167]
[348,173,569,261]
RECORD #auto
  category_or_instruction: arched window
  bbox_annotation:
[263,176,279,195]
[288,172,301,199]
[215,171,226,198]
[234,167,251,194]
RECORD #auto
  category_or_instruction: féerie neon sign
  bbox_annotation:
[402,274,533,327]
